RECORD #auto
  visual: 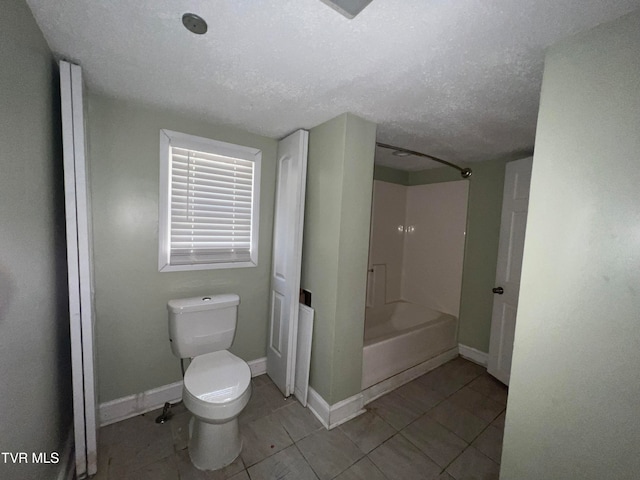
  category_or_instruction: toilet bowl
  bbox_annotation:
[182,351,251,470]
[167,294,252,471]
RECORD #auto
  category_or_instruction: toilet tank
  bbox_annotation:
[168,294,240,358]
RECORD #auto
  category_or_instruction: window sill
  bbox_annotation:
[158,261,257,272]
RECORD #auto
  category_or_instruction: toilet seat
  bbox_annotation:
[183,350,251,422]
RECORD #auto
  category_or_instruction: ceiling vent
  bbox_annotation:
[182,13,208,35]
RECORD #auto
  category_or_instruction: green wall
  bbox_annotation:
[453,160,507,353]
[87,94,277,403]
[0,1,73,478]
[502,10,640,479]
[375,160,512,353]
[373,164,409,185]
[302,113,376,404]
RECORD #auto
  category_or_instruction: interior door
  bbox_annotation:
[60,60,98,478]
[487,157,533,385]
[267,130,309,396]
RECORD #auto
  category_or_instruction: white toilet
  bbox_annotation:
[168,294,252,471]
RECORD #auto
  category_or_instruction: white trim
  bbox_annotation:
[306,388,330,429]
[98,357,268,427]
[247,356,267,376]
[294,304,314,407]
[99,380,183,427]
[306,387,365,430]
[362,348,458,405]
[55,426,75,480]
[458,344,488,366]
[60,60,98,478]
[328,394,365,428]
[158,129,262,272]
[305,349,459,430]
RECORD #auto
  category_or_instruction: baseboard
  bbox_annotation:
[247,356,267,376]
[55,425,75,480]
[306,387,365,430]
[362,347,458,405]
[99,356,268,427]
[458,344,488,366]
[306,388,330,429]
[99,380,183,427]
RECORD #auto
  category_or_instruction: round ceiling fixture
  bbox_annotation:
[392,150,411,157]
[182,13,208,35]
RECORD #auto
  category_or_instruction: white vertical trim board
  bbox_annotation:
[71,62,99,478]
[458,344,489,366]
[60,59,86,477]
[60,59,98,478]
[294,304,314,407]
[99,357,268,427]
[306,387,365,430]
[55,427,75,480]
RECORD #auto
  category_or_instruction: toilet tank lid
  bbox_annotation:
[168,294,239,313]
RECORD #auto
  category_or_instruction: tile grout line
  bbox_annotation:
[101,361,504,479]
[391,365,503,477]
[398,415,469,473]
[291,443,321,480]
[436,407,504,475]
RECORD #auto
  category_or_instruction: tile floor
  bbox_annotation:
[94,357,507,480]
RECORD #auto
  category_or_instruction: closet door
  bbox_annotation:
[266,130,309,396]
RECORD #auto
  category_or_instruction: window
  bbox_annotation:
[158,130,261,271]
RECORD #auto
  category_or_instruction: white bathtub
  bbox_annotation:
[361,301,458,389]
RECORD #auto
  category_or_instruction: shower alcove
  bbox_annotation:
[362,178,469,389]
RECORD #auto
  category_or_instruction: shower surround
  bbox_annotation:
[363,179,468,388]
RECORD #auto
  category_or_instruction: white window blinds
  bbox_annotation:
[170,147,254,265]
[159,130,261,271]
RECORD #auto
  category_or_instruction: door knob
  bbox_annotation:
[492,287,504,295]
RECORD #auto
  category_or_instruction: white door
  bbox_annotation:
[267,130,309,396]
[487,157,533,385]
[60,61,98,478]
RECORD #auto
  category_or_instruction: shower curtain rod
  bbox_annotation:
[376,142,473,178]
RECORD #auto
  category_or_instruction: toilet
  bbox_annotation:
[168,294,252,471]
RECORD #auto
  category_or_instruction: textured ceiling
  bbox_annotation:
[26,0,640,170]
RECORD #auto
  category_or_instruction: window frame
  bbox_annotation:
[158,129,262,272]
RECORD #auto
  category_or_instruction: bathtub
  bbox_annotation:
[361,301,458,389]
